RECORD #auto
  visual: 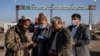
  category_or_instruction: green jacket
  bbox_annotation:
[5,25,29,56]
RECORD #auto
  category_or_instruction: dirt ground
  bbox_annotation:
[0,33,100,56]
[89,34,100,56]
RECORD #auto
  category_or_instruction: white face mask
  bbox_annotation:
[40,24,47,29]
[72,20,77,26]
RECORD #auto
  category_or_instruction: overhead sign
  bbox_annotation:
[16,5,24,10]
[16,5,96,10]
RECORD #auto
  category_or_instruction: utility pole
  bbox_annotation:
[14,0,18,22]
[89,10,92,30]
[50,4,54,19]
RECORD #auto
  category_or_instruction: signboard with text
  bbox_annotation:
[16,5,96,10]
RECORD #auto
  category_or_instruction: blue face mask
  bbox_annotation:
[40,24,47,29]
[72,20,77,26]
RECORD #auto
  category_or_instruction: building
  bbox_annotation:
[0,21,17,33]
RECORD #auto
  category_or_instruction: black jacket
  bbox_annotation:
[32,24,53,56]
[49,27,72,56]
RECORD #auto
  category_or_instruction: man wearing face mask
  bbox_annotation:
[32,13,53,56]
[68,13,91,56]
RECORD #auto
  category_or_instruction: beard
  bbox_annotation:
[18,25,27,35]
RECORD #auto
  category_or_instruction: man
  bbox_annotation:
[68,13,91,56]
[5,16,33,56]
[32,13,52,56]
[49,16,72,56]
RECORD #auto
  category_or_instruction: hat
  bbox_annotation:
[18,16,30,23]
[21,16,30,19]
[38,13,47,21]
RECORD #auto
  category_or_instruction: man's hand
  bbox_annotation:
[49,50,57,56]
[24,42,32,48]
[72,41,76,46]
[26,40,37,48]
[33,43,37,48]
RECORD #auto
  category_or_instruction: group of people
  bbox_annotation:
[5,13,91,56]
